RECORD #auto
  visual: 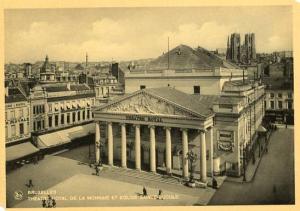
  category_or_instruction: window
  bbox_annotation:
[270,101,274,109]
[55,115,59,126]
[278,101,283,109]
[67,114,70,124]
[270,93,274,98]
[264,101,266,109]
[49,104,52,112]
[288,93,293,98]
[288,101,293,110]
[278,93,282,98]
[19,109,23,118]
[19,123,24,135]
[140,85,146,90]
[83,111,85,120]
[33,122,36,131]
[72,112,76,122]
[37,121,41,130]
[11,125,16,137]
[194,86,200,94]
[49,116,52,128]
[33,106,36,114]
[61,114,65,125]
[78,111,81,121]
[5,112,7,120]
[5,126,8,138]
[87,110,90,119]
[10,110,15,119]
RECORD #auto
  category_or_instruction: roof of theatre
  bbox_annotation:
[98,87,219,118]
[134,44,240,71]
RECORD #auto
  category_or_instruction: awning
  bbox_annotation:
[37,123,95,149]
[6,142,40,162]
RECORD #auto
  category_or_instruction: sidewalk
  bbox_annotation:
[226,130,274,183]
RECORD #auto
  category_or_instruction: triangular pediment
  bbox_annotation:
[95,91,204,119]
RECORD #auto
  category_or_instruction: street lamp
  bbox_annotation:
[186,150,198,183]
[243,145,247,182]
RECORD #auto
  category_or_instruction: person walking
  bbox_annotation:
[27,179,34,188]
[42,199,46,208]
[95,165,100,176]
[143,186,147,196]
[52,198,56,207]
[157,189,163,200]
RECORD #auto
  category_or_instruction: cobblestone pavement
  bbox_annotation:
[209,128,294,205]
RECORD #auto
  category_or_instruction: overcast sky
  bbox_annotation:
[4,6,292,63]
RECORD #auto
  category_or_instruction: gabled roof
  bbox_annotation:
[96,87,215,119]
[142,44,240,71]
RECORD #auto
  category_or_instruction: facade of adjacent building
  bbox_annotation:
[5,87,31,145]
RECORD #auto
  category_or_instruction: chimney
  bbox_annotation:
[67,82,71,90]
[5,86,9,97]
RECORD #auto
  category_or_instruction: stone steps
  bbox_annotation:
[102,166,182,186]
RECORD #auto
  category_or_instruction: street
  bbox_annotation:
[209,128,294,205]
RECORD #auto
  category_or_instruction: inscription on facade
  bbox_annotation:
[126,115,162,123]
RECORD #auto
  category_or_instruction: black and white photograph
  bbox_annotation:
[1,1,297,208]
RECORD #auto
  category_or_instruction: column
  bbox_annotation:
[182,128,189,179]
[165,127,172,175]
[200,130,207,183]
[121,123,127,168]
[209,127,214,179]
[108,122,113,166]
[135,125,141,170]
[149,125,156,173]
[95,122,101,164]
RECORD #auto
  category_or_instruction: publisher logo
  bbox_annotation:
[14,190,23,200]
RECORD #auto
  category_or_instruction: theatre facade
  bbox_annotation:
[93,87,215,182]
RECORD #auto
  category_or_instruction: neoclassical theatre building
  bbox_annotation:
[93,45,265,179]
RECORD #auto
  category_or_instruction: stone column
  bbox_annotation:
[121,123,127,168]
[149,125,156,173]
[52,115,55,128]
[108,122,113,166]
[165,127,172,175]
[182,128,189,180]
[135,124,141,170]
[200,130,207,183]
[95,122,101,164]
[209,127,214,179]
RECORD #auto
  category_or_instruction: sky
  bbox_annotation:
[4,6,293,63]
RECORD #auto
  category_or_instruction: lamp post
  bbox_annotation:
[186,150,197,183]
[243,145,247,182]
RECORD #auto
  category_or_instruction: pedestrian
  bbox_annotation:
[52,198,56,207]
[42,199,46,208]
[212,178,218,189]
[47,195,52,207]
[157,189,163,200]
[95,165,100,176]
[143,186,147,196]
[28,179,34,188]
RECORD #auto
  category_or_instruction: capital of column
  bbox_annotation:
[120,123,126,127]
[197,128,207,133]
[107,122,112,126]
[163,126,172,131]
[148,125,155,129]
[180,128,188,132]
[133,124,140,128]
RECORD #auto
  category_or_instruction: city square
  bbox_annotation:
[3,5,295,208]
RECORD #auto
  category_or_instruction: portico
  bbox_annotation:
[93,87,214,182]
